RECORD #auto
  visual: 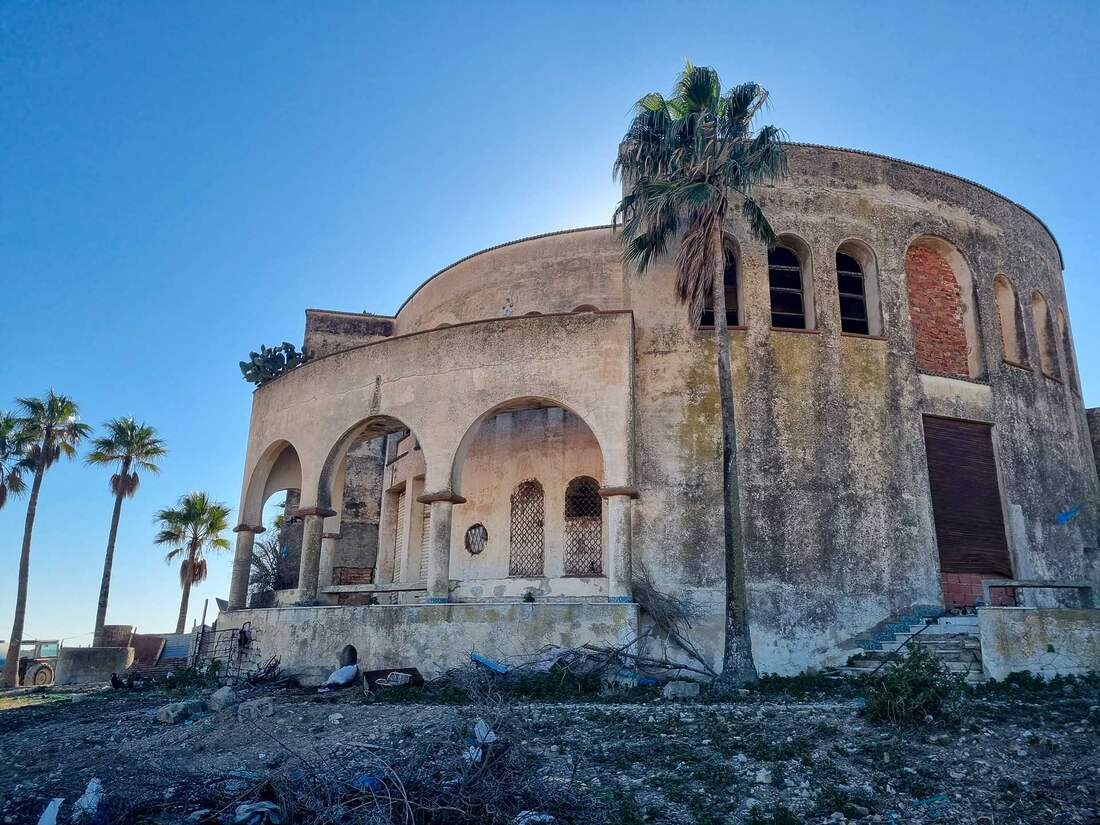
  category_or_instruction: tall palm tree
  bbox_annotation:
[154,492,231,633]
[613,62,786,686]
[86,418,167,646]
[0,413,34,511]
[1,392,91,688]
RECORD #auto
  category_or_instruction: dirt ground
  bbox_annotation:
[1,677,1098,824]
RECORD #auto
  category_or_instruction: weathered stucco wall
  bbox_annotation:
[304,310,394,358]
[978,607,1100,680]
[394,228,624,333]
[1088,408,1100,482]
[221,602,639,684]
[53,647,134,686]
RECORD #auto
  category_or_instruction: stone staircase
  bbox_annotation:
[834,615,987,684]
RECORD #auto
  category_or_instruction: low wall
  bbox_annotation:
[978,608,1100,680]
[221,601,640,685]
[53,646,134,686]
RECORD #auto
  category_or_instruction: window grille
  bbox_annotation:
[418,505,431,582]
[509,480,544,576]
[836,252,869,335]
[700,256,739,327]
[768,246,805,329]
[563,476,602,575]
[465,523,488,554]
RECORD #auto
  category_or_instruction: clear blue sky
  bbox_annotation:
[2,2,1097,643]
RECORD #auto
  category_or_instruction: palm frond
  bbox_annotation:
[741,197,777,247]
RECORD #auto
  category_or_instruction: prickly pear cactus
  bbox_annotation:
[239,342,312,386]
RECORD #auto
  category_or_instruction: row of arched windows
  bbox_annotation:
[701,238,882,336]
[992,275,1079,390]
[700,239,1078,392]
[508,476,602,577]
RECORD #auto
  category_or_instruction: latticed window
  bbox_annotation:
[509,480,544,576]
[563,476,602,575]
[699,255,739,328]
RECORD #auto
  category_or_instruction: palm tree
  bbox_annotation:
[1,392,91,688]
[613,62,786,686]
[0,413,34,511]
[86,418,167,646]
[154,492,231,633]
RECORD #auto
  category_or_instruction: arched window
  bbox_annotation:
[904,237,982,379]
[836,253,869,335]
[1030,291,1058,377]
[769,244,811,329]
[563,476,602,576]
[992,276,1027,365]
[509,480,544,576]
[700,255,739,328]
[1055,309,1080,393]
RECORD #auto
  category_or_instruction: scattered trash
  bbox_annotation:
[753,767,773,785]
[318,664,359,691]
[156,699,206,724]
[470,652,509,674]
[232,800,285,824]
[35,799,63,825]
[514,813,555,824]
[463,718,501,765]
[374,671,412,687]
[350,769,385,792]
[70,777,107,824]
[327,712,344,725]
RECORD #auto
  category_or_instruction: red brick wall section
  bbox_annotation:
[942,572,1016,609]
[905,246,971,377]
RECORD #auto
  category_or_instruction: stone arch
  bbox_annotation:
[317,415,423,510]
[769,233,815,330]
[241,440,303,527]
[904,235,982,379]
[449,396,605,497]
[572,304,600,313]
[835,238,883,336]
[1030,290,1059,378]
[992,275,1028,365]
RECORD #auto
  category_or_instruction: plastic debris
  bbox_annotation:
[232,800,285,825]
[318,664,360,691]
[514,813,555,824]
[36,799,63,825]
[71,777,107,824]
[473,718,498,744]
[470,652,508,673]
[351,770,385,792]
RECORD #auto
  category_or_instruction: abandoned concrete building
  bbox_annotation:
[221,144,1100,682]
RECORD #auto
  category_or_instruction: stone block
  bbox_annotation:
[661,680,700,699]
[237,697,275,721]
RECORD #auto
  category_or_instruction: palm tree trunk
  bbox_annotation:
[175,545,195,634]
[1,456,45,688]
[711,222,758,688]
[93,459,129,646]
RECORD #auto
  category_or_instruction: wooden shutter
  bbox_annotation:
[418,505,431,583]
[922,416,1012,576]
[394,490,407,582]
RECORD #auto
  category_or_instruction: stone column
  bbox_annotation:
[600,487,638,603]
[294,507,337,602]
[318,532,340,590]
[228,524,263,609]
[417,491,466,603]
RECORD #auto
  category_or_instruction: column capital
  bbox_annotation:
[232,523,265,534]
[416,491,467,505]
[322,532,341,540]
[290,506,338,518]
[598,485,639,499]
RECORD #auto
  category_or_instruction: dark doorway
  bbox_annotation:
[922,416,1014,608]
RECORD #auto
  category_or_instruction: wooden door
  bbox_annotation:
[922,416,1012,577]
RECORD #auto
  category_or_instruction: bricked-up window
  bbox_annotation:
[993,276,1027,365]
[836,253,869,335]
[509,480,544,576]
[768,246,805,329]
[904,240,977,379]
[700,256,739,327]
[1031,291,1059,378]
[563,476,602,575]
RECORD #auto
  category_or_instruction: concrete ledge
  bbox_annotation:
[978,607,1100,680]
[53,647,134,686]
[220,602,640,685]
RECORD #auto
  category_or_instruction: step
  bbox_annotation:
[832,665,987,684]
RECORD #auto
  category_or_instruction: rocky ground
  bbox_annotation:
[0,675,1097,824]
